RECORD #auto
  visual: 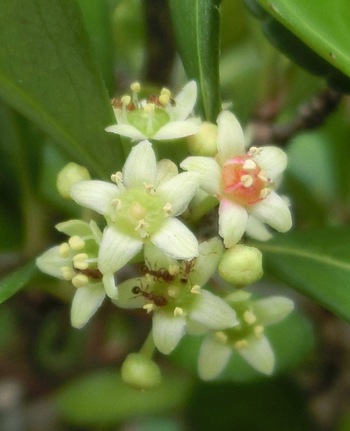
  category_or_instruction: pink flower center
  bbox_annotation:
[221,155,270,206]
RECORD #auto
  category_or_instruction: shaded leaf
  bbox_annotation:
[255,226,350,322]
[0,261,37,303]
[168,0,221,121]
[0,0,123,178]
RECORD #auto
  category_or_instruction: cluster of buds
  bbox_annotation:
[37,81,294,389]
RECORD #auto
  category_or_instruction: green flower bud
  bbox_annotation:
[218,244,263,286]
[121,353,161,390]
[187,121,218,156]
[57,162,90,199]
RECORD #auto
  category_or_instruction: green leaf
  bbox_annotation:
[0,0,124,178]
[168,0,221,121]
[0,262,37,303]
[255,226,350,322]
[256,0,350,78]
[54,369,192,426]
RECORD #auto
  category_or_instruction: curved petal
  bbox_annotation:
[253,296,294,325]
[123,140,157,187]
[171,80,197,121]
[36,246,69,279]
[151,218,199,260]
[245,215,273,241]
[70,284,105,329]
[180,156,221,196]
[189,290,238,330]
[114,278,148,309]
[105,124,146,141]
[144,242,177,270]
[191,237,223,286]
[156,159,178,185]
[218,199,248,247]
[217,111,245,164]
[249,192,292,233]
[238,335,275,375]
[156,172,199,216]
[55,219,91,236]
[153,120,199,140]
[253,146,287,180]
[152,311,186,354]
[98,226,143,274]
[102,273,118,300]
[70,180,119,215]
[198,335,232,380]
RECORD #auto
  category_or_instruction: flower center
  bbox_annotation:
[113,187,168,239]
[127,105,170,137]
[221,155,271,206]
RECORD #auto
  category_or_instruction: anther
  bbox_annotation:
[174,307,184,317]
[241,175,254,188]
[167,286,179,298]
[143,303,155,313]
[130,82,141,93]
[73,253,89,270]
[61,266,74,280]
[58,242,70,258]
[121,95,131,106]
[259,188,271,199]
[258,172,269,183]
[191,285,201,295]
[168,265,179,276]
[160,87,171,96]
[214,331,228,344]
[158,93,170,106]
[72,274,89,288]
[162,202,173,215]
[234,339,249,350]
[68,236,85,251]
[143,183,155,194]
[144,103,155,114]
[243,310,257,325]
[254,325,264,338]
[242,159,257,171]
[111,171,123,184]
[111,198,121,209]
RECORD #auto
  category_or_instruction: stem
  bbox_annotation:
[139,330,156,358]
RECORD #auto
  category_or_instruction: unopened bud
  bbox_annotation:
[121,353,161,390]
[57,163,90,199]
[218,244,263,286]
[187,122,218,156]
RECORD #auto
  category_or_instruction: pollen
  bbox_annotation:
[162,202,173,215]
[58,242,70,258]
[214,331,228,344]
[174,307,184,317]
[61,266,74,280]
[68,236,85,251]
[73,253,89,270]
[234,339,249,350]
[243,310,257,325]
[130,81,141,93]
[143,303,155,313]
[72,274,89,288]
[191,285,201,295]
[254,325,264,338]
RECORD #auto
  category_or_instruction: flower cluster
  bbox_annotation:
[37,80,294,388]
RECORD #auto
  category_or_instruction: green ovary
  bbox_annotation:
[127,108,170,137]
[115,188,166,238]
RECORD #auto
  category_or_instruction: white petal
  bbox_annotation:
[198,335,232,380]
[249,192,292,233]
[253,146,287,180]
[180,156,221,196]
[171,81,197,121]
[98,226,143,274]
[70,180,119,215]
[156,159,178,185]
[123,140,157,187]
[102,273,118,299]
[70,284,105,329]
[151,218,199,260]
[36,246,69,279]
[156,172,199,216]
[238,336,275,375]
[245,216,273,241]
[144,243,177,269]
[114,278,147,309]
[189,290,238,330]
[55,219,91,236]
[217,111,245,164]
[105,124,146,141]
[152,311,186,354]
[253,296,294,325]
[153,121,199,140]
[218,199,248,247]
[191,237,223,286]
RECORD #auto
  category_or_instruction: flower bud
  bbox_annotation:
[218,244,263,286]
[187,122,218,156]
[57,163,90,199]
[121,353,161,390]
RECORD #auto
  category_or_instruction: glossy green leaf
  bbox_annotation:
[0,0,123,178]
[168,0,221,121]
[0,262,37,303]
[255,226,350,322]
[54,370,192,426]
[256,0,350,78]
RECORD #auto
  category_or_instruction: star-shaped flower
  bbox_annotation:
[105,81,200,142]
[115,238,238,354]
[36,220,117,328]
[181,110,292,247]
[70,140,200,275]
[198,290,294,380]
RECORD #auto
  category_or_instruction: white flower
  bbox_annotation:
[36,220,118,328]
[70,141,200,275]
[181,110,292,247]
[198,290,294,380]
[105,81,200,142]
[115,238,238,354]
